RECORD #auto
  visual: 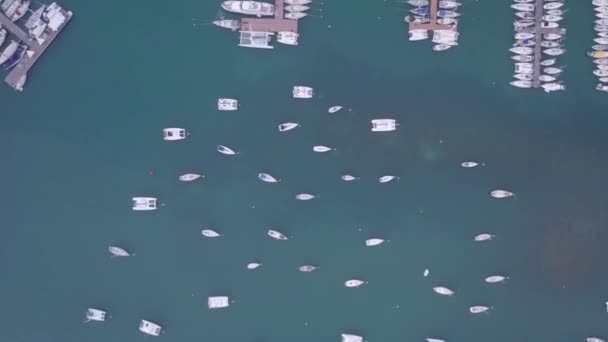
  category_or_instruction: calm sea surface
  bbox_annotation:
[1,0,608,341]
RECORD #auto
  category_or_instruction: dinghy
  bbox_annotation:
[202,229,221,237]
[217,145,237,155]
[365,238,385,246]
[328,106,343,113]
[470,306,490,314]
[474,233,494,241]
[313,145,332,152]
[108,246,131,257]
[267,229,288,240]
[461,161,479,168]
[485,275,507,283]
[247,262,262,269]
[295,193,315,200]
[341,175,357,181]
[299,265,318,272]
[258,172,279,183]
[433,286,454,296]
[279,122,300,132]
[345,279,366,287]
[379,175,397,183]
[490,190,514,198]
[179,173,202,181]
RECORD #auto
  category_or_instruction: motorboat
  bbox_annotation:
[285,4,308,11]
[514,64,533,74]
[511,54,533,62]
[212,19,240,31]
[85,308,106,322]
[514,39,535,47]
[514,32,534,40]
[132,197,157,211]
[202,229,221,237]
[474,233,494,241]
[14,73,26,92]
[598,11,608,19]
[461,161,479,168]
[546,9,564,16]
[217,145,237,155]
[589,50,608,58]
[0,28,6,47]
[541,40,560,48]
[293,85,313,98]
[510,46,533,55]
[595,37,608,44]
[514,73,533,81]
[597,83,608,92]
[541,21,559,28]
[379,175,397,183]
[439,0,461,9]
[221,1,275,16]
[597,18,608,25]
[24,4,45,29]
[0,40,18,65]
[11,0,30,22]
[515,11,535,19]
[208,296,230,309]
[371,119,397,132]
[597,6,608,13]
[511,3,534,11]
[409,29,429,41]
[277,31,299,45]
[238,31,273,49]
[437,10,460,18]
[543,48,565,56]
[542,15,562,22]
[587,338,606,342]
[341,334,364,342]
[408,0,429,5]
[424,269,430,277]
[542,83,565,92]
[433,44,452,52]
[426,339,446,342]
[433,286,454,296]
[596,60,608,66]
[594,69,608,76]
[341,175,357,181]
[544,2,563,9]
[267,229,288,240]
[541,58,556,66]
[598,64,608,70]
[299,265,318,272]
[163,128,186,141]
[139,320,161,336]
[278,122,300,131]
[108,246,131,256]
[217,98,238,110]
[5,0,20,18]
[543,33,562,40]
[470,306,490,314]
[405,15,430,24]
[345,279,366,287]
[179,173,202,181]
[594,0,608,5]
[313,145,332,152]
[437,17,457,25]
[410,7,430,16]
[544,67,562,74]
[258,172,279,183]
[490,190,514,198]
[328,105,343,113]
[599,32,608,38]
[247,262,262,269]
[285,0,310,4]
[295,193,315,200]
[539,75,556,82]
[513,19,534,28]
[365,238,385,246]
[285,11,307,19]
[485,275,507,283]
[2,43,26,70]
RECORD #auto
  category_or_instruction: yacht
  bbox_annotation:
[594,0,608,5]
[470,306,490,314]
[5,0,20,18]
[285,12,307,19]
[595,37,608,44]
[1,0,16,12]
[285,0,310,4]
[541,21,559,28]
[594,69,608,76]
[108,246,131,257]
[163,128,186,141]
[278,122,300,131]
[543,33,562,40]
[179,173,202,181]
[217,145,237,155]
[239,31,273,49]
[490,190,514,198]
[247,262,262,269]
[546,9,564,16]
[409,29,429,41]
[365,238,385,246]
[539,75,556,82]
[299,264,318,272]
[485,275,507,283]
[0,28,6,47]
[410,7,430,16]
[510,46,533,55]
[514,32,534,40]
[595,24,608,32]
[437,10,460,18]
[208,296,230,309]
[543,48,565,56]
[461,161,479,168]
[426,339,446,342]
[541,40,560,48]
[132,197,157,211]
[474,233,494,241]
[597,6,608,13]
[405,15,430,24]
[371,119,397,131]
[544,2,563,9]
[510,80,532,88]
[597,83,608,92]
[293,85,313,98]
[328,105,343,113]
[511,55,533,62]
[2,43,26,70]
[345,279,366,287]
[589,50,607,58]
[599,12,608,19]
[514,73,533,81]
[0,40,18,65]
[258,172,279,182]
[541,82,565,92]
[433,286,454,296]
[541,58,556,66]
[221,1,275,16]
[313,145,332,152]
[599,32,608,38]
[439,0,461,9]
[437,17,457,25]
[202,229,221,237]
[597,18,608,25]
[514,39,534,47]
[408,0,429,5]
[295,193,315,200]
[139,320,162,336]
[511,3,534,11]
[587,338,606,342]
[341,175,357,181]
[542,15,562,22]
[515,11,535,19]
[513,19,534,28]
[217,98,238,110]
[598,64,608,71]
[544,67,562,75]
[379,175,397,183]
[341,334,364,342]
[212,19,240,31]
[11,0,30,22]
[285,4,308,11]
[85,308,106,322]
[514,63,533,74]
[277,31,299,45]
[267,229,288,240]
[433,44,453,52]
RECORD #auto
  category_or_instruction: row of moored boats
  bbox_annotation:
[405,0,461,51]
[588,0,608,92]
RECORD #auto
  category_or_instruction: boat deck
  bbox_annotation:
[239,0,299,33]
[408,0,455,32]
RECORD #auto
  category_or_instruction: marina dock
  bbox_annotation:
[240,0,298,33]
[408,0,455,32]
[0,4,72,91]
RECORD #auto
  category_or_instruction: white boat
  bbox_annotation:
[295,193,315,200]
[293,85,313,98]
[0,29,6,47]
[599,32,608,38]
[513,19,534,28]
[490,190,514,198]
[510,46,533,55]
[139,320,162,336]
[132,197,157,211]
[1,0,16,12]
[598,12,608,19]
[597,18,608,25]
[267,229,288,240]
[599,76,608,82]
[597,6,608,13]
[85,308,106,322]
[217,98,238,110]
[0,40,18,65]
[439,0,461,8]
[285,11,307,19]
[379,175,397,183]
[345,279,366,287]
[163,128,186,140]
[212,19,240,31]
[543,48,565,56]
[543,33,562,40]
[539,75,556,82]
[247,262,262,269]
[597,84,608,92]
[285,4,308,11]
[437,10,460,18]
[594,0,608,5]
[328,105,343,113]
[437,17,457,25]
[433,44,453,52]
[239,31,273,49]
[544,67,562,74]
[514,32,534,40]
[278,122,300,131]
[426,339,446,342]
[371,118,397,132]
[541,40,560,48]
[313,145,332,152]
[365,238,385,246]
[341,174,357,181]
[277,31,299,45]
[515,11,534,19]
[544,2,563,9]
[595,69,608,76]
[14,73,26,92]
[514,73,533,81]
[541,58,556,66]
[208,296,230,309]
[461,161,479,168]
[542,15,562,22]
[598,64,608,70]
[217,145,237,155]
[405,15,431,24]
[474,233,494,241]
[587,338,607,342]
[108,246,130,257]
[511,54,533,62]
[409,29,429,41]
[423,269,430,277]
[595,37,608,44]
[299,264,317,272]
[5,0,20,19]
[514,63,533,74]
[202,229,221,237]
[433,286,454,296]
[511,3,534,11]
[598,25,608,32]
[541,82,565,93]
[485,275,507,283]
[258,172,279,182]
[341,334,364,342]
[221,1,275,16]
[541,21,559,28]
[514,39,534,47]
[179,173,202,181]
[470,306,490,314]
[546,9,564,16]
[11,0,30,22]
[408,0,429,5]
[285,0,310,3]
[510,80,532,88]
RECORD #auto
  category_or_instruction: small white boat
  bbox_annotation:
[595,69,608,76]
[285,0,310,4]
[510,46,533,55]
[285,11,307,19]
[299,264,317,272]
[587,338,606,342]
[221,1,275,16]
[267,229,288,240]
[541,40,560,48]
[597,6,608,13]
[515,11,534,19]
[379,175,397,183]
[371,119,397,132]
[212,19,240,31]
[341,334,364,342]
[0,29,6,48]
[277,31,299,45]
[485,275,507,283]
[596,18,608,25]
[542,15,563,22]
[313,145,332,152]
[543,48,565,56]
[599,76,608,81]
[423,269,430,277]
[408,0,429,5]
[541,82,565,93]
[433,44,453,52]
[426,338,446,342]
[439,0,461,9]
[217,98,238,111]
[433,286,454,296]
[544,67,562,75]
[345,279,366,287]
[437,17,457,25]
[595,37,608,44]
[341,175,357,181]
[514,73,533,81]
[139,320,162,336]
[511,3,534,11]
[474,233,494,241]
[258,173,279,183]
[597,84,608,92]
[594,44,608,50]
[543,33,562,40]
[85,308,107,322]
[365,238,385,246]
[490,190,514,198]
[295,193,315,200]
[179,173,202,181]
[514,32,534,40]
[202,229,221,238]
[293,85,313,98]
[510,80,532,88]
[513,19,534,28]
[217,145,237,155]
[546,9,564,16]
[328,105,343,113]
[541,58,556,66]
[247,262,262,269]
[470,305,490,314]
[539,75,556,82]
[278,122,300,131]
[208,296,230,309]
[598,11,608,19]
[594,0,608,5]
[599,32,608,38]
[163,128,186,141]
[541,21,559,28]
[108,246,131,257]
[511,54,533,62]
[461,161,479,168]
[132,197,157,211]
[544,2,563,9]
[285,4,308,11]
[409,29,429,41]
[590,50,608,58]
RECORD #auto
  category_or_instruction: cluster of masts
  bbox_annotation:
[405,0,461,51]
[588,0,608,92]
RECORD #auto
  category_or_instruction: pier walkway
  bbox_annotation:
[240,0,298,33]
[408,0,454,32]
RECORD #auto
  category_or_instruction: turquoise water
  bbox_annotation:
[1,0,608,341]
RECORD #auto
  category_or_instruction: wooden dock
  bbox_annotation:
[0,5,73,91]
[239,0,298,33]
[408,0,454,32]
